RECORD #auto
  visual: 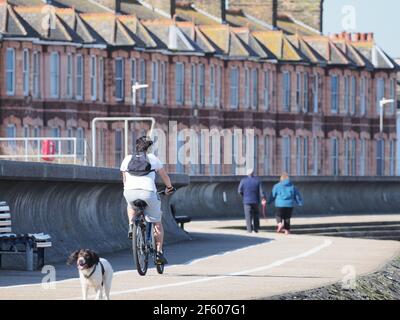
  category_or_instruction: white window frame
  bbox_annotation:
[264,135,271,175]
[313,137,319,175]
[331,75,339,114]
[160,62,166,104]
[210,65,215,107]
[296,136,302,175]
[77,127,85,159]
[50,52,60,98]
[6,124,17,149]
[313,73,319,113]
[23,49,30,96]
[282,136,291,174]
[344,138,350,176]
[264,70,270,111]
[198,64,205,107]
[6,48,15,96]
[331,137,339,176]
[151,61,159,104]
[99,57,104,102]
[389,140,395,176]
[303,73,309,113]
[351,138,356,176]
[130,58,136,100]
[376,139,385,176]
[376,78,385,115]
[216,66,222,108]
[90,55,97,101]
[344,76,350,114]
[296,72,301,112]
[360,77,366,116]
[190,64,196,106]
[251,68,258,110]
[230,67,239,109]
[33,51,41,98]
[390,78,396,114]
[360,138,366,176]
[350,76,356,115]
[244,68,250,108]
[23,125,30,138]
[115,129,123,167]
[303,136,308,175]
[67,127,74,155]
[175,62,185,105]
[115,58,124,102]
[283,71,291,111]
[66,54,73,98]
[139,59,146,104]
[76,55,83,100]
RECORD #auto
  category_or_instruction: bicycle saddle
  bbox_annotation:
[133,199,148,209]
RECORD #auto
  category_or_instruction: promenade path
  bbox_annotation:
[0,215,399,300]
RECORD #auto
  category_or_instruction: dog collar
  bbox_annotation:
[83,264,97,280]
[83,262,105,286]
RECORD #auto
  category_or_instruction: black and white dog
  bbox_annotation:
[68,249,113,300]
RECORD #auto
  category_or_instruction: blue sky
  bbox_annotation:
[324,0,399,58]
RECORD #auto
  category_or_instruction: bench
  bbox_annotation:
[170,204,191,231]
[0,201,52,271]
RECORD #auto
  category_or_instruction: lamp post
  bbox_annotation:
[379,98,394,133]
[132,82,149,113]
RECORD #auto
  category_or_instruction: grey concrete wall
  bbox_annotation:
[0,161,190,266]
[170,176,400,219]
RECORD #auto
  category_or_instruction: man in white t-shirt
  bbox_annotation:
[120,136,174,265]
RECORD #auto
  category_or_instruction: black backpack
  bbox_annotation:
[127,153,155,176]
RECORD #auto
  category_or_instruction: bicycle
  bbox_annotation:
[132,188,175,276]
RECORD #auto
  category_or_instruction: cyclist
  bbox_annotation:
[120,136,174,265]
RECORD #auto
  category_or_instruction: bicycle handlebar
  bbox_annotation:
[157,187,176,195]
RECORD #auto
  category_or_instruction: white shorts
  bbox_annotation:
[123,189,163,223]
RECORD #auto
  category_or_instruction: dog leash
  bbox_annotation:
[84,261,106,286]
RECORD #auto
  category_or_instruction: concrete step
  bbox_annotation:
[290,224,400,234]
[226,220,400,241]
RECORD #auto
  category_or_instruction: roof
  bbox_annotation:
[252,31,304,62]
[0,0,396,71]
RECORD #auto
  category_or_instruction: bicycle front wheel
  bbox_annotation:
[156,262,164,274]
[133,224,148,276]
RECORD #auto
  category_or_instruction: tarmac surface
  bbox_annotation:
[0,215,399,300]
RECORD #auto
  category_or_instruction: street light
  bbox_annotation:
[132,82,149,113]
[379,98,394,133]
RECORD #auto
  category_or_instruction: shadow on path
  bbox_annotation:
[0,231,272,287]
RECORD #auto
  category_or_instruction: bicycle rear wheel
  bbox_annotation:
[133,223,148,276]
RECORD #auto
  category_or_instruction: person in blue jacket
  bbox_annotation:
[238,168,266,233]
[268,173,303,235]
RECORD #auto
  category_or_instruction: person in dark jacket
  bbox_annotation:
[238,169,266,233]
[268,173,303,235]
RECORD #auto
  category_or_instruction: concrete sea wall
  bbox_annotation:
[0,160,190,266]
[170,176,400,219]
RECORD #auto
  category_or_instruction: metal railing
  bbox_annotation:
[0,137,88,165]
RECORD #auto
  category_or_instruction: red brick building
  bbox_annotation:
[0,0,398,176]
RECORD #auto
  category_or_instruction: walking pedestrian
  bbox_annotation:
[268,173,303,235]
[238,169,267,233]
